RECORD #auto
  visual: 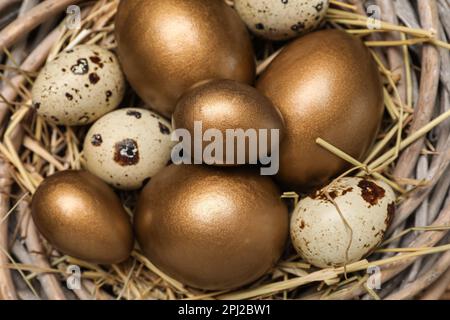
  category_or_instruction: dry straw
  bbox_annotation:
[0,0,449,300]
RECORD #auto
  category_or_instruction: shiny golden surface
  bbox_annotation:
[31,170,134,264]
[172,79,285,165]
[115,0,256,117]
[135,164,288,290]
[256,29,384,191]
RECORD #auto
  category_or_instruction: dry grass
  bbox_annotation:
[0,0,449,300]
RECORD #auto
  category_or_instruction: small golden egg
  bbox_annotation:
[31,170,134,264]
[172,79,285,166]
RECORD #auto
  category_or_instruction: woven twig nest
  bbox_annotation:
[0,0,449,300]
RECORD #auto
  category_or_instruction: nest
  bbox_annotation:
[0,0,449,300]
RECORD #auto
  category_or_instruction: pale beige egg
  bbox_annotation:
[83,108,174,190]
[32,45,125,126]
[235,0,329,41]
[291,177,396,268]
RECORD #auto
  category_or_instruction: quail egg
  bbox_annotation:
[83,108,173,190]
[234,0,329,41]
[290,177,396,268]
[32,45,125,126]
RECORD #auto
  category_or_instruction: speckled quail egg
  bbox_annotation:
[234,0,329,41]
[291,177,396,268]
[32,45,125,126]
[83,108,174,190]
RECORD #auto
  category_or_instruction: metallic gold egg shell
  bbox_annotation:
[134,164,289,290]
[172,79,285,165]
[256,29,384,191]
[31,170,134,264]
[115,0,256,117]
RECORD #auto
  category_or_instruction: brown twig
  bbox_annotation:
[17,197,66,300]
[376,0,407,103]
[0,0,21,15]
[382,198,450,295]
[437,0,450,39]
[0,156,16,299]
[386,249,450,299]
[394,0,421,30]
[0,0,41,303]
[389,134,450,233]
[392,0,441,182]
[0,26,63,128]
[420,267,450,300]
[328,192,450,300]
[0,0,83,51]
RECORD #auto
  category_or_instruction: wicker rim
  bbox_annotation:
[0,0,449,300]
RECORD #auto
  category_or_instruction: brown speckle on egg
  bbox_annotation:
[255,23,265,30]
[126,110,142,119]
[158,122,170,135]
[342,187,353,196]
[89,56,104,68]
[114,138,140,166]
[89,73,100,84]
[71,58,89,75]
[358,179,385,206]
[105,90,112,102]
[291,21,305,32]
[91,134,103,146]
[78,115,90,123]
[314,2,324,12]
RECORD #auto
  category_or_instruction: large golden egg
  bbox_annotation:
[115,0,256,117]
[31,170,134,264]
[134,165,288,290]
[172,79,285,165]
[256,29,384,191]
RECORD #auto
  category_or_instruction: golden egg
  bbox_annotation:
[256,29,384,191]
[172,79,285,166]
[31,170,134,264]
[134,164,288,290]
[115,0,256,118]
